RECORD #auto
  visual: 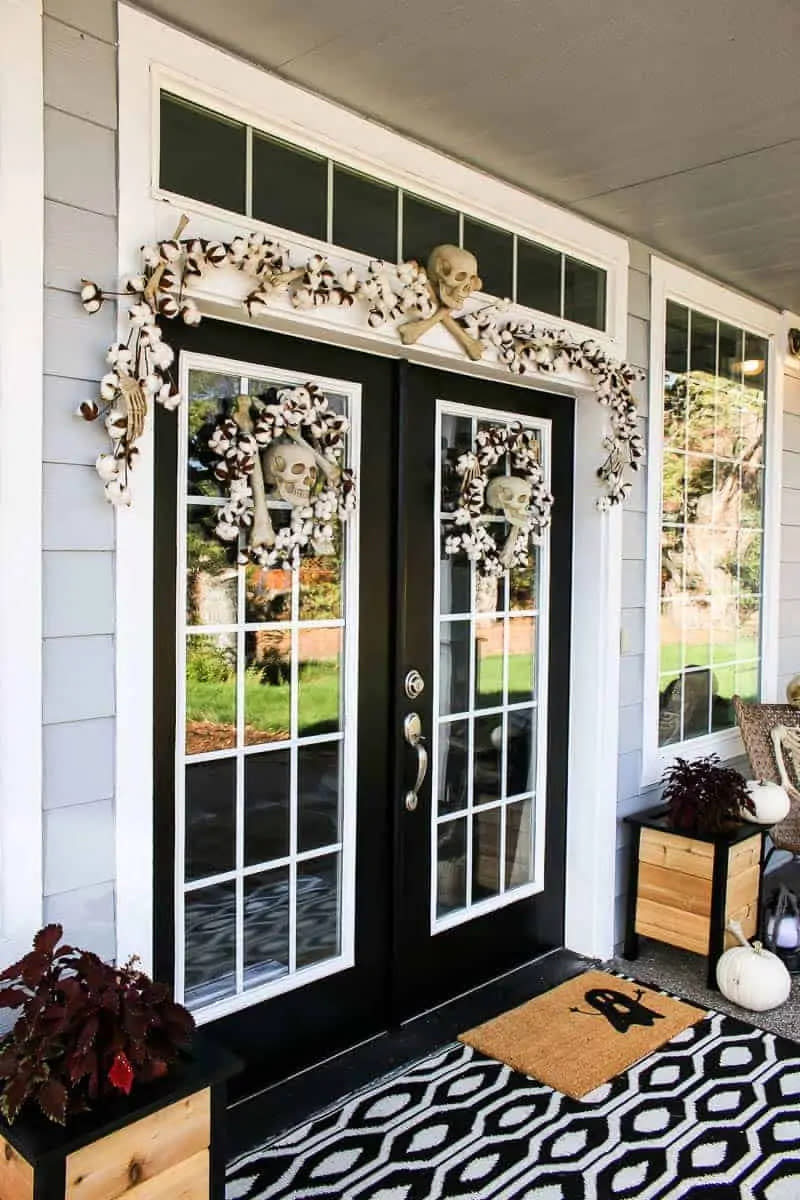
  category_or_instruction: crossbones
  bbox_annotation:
[399,245,484,361]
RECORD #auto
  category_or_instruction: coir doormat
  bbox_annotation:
[459,970,704,1099]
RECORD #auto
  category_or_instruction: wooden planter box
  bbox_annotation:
[623,806,765,989]
[0,1036,239,1200]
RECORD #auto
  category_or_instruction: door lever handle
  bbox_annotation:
[403,712,428,812]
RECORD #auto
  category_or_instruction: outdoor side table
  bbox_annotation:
[623,806,765,990]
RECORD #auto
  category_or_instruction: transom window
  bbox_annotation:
[158,91,607,331]
[657,300,767,748]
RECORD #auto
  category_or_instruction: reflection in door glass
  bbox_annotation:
[177,365,358,1015]
[434,401,547,925]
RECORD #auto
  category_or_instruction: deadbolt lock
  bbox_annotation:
[404,669,425,700]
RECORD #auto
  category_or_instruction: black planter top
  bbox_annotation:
[0,1033,240,1166]
[624,804,766,846]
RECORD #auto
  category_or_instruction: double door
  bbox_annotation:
[154,321,573,1094]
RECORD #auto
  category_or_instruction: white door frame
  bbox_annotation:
[115,4,627,970]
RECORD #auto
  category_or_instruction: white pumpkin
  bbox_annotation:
[742,779,791,825]
[716,922,791,1011]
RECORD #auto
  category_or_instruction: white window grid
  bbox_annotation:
[657,304,767,749]
[175,353,361,1024]
[431,400,550,933]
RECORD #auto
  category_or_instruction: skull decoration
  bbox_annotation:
[787,674,800,708]
[264,439,318,506]
[485,474,533,526]
[427,245,482,309]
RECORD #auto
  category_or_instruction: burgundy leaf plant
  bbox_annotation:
[0,925,194,1126]
[662,754,755,835]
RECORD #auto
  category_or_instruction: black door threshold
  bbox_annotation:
[227,947,592,1159]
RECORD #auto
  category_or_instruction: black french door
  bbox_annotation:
[154,320,573,1097]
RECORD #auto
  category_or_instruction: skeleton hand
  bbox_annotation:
[118,375,147,444]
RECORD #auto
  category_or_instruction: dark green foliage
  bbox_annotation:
[662,754,755,835]
[0,925,194,1125]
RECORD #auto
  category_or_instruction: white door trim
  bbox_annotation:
[0,0,44,959]
[116,4,627,971]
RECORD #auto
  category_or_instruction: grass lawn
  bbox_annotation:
[659,639,759,697]
[187,662,340,738]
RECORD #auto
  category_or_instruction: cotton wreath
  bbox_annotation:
[205,383,356,569]
[444,423,553,577]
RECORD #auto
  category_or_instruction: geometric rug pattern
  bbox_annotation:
[226,1011,800,1199]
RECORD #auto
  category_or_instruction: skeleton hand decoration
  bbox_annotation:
[399,245,484,361]
[118,374,148,444]
[233,396,275,550]
[485,475,533,567]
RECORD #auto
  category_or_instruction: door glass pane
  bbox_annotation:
[244,868,289,990]
[563,256,606,330]
[185,758,236,882]
[516,238,561,316]
[298,627,342,737]
[185,882,236,1008]
[245,629,291,745]
[434,401,547,925]
[472,807,501,900]
[244,750,290,866]
[437,819,467,917]
[297,854,341,967]
[186,510,237,627]
[178,365,357,1013]
[185,633,236,755]
[298,742,341,851]
[463,217,513,299]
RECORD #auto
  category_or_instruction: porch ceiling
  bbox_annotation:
[136,0,800,313]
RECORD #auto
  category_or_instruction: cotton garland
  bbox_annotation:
[444,423,553,577]
[205,383,356,569]
[79,220,643,510]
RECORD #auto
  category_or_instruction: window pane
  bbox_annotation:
[245,562,292,624]
[463,217,513,299]
[508,616,536,703]
[563,257,606,330]
[402,194,459,265]
[506,707,535,797]
[437,818,466,917]
[186,633,236,755]
[244,749,290,866]
[516,238,561,316]
[185,758,236,882]
[160,92,246,214]
[299,555,342,621]
[297,854,341,967]
[440,620,470,715]
[472,807,501,899]
[298,741,341,851]
[252,132,327,240]
[186,510,238,627]
[187,371,241,497]
[665,302,689,374]
[658,302,766,751]
[332,166,397,261]
[475,617,504,708]
[245,630,290,745]
[438,719,469,815]
[244,868,289,990]
[506,798,533,890]
[185,882,236,1009]
[298,627,342,737]
[474,714,502,807]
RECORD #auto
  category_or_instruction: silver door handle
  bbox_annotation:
[404,712,428,812]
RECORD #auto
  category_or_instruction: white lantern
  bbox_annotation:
[742,779,791,825]
[716,922,791,1011]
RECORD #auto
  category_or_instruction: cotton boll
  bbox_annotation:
[105,478,132,506]
[95,453,120,483]
[159,239,181,262]
[100,372,119,401]
[80,280,103,314]
[205,241,226,267]
[180,300,201,326]
[158,294,180,319]
[129,302,155,328]
[141,244,161,267]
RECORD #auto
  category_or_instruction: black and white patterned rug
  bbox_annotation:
[227,1010,800,1199]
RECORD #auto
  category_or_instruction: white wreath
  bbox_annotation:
[205,383,356,570]
[444,423,553,577]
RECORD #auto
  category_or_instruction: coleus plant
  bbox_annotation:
[0,925,194,1125]
[662,754,755,835]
